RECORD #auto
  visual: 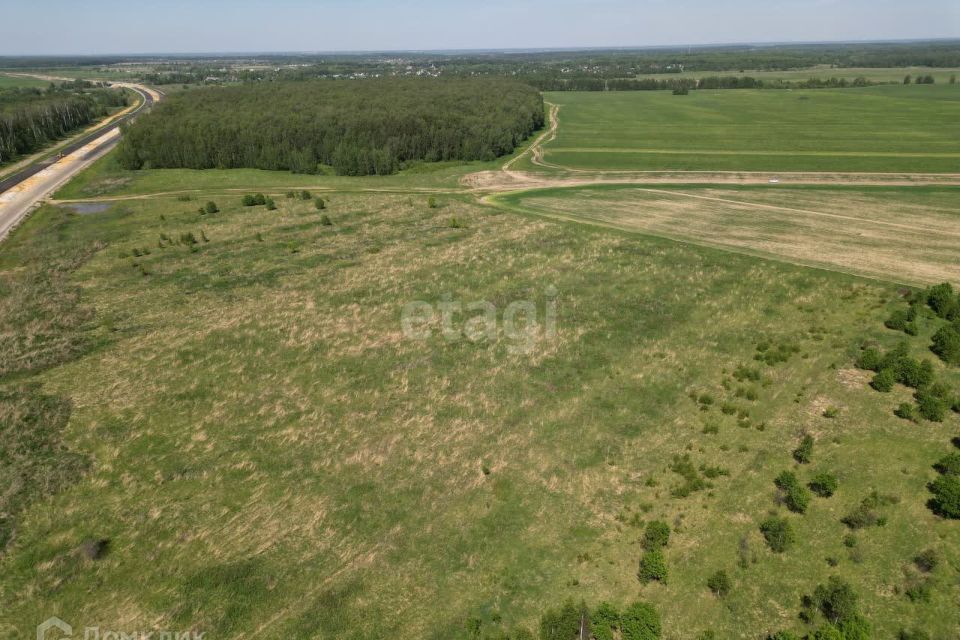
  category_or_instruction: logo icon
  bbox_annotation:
[37,617,71,640]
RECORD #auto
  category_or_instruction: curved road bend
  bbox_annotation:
[0,83,161,240]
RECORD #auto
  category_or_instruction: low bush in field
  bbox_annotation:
[793,434,814,464]
[760,516,796,553]
[809,472,839,498]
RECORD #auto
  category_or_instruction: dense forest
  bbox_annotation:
[0,83,129,164]
[116,78,544,175]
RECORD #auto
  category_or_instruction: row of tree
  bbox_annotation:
[0,85,128,164]
[116,78,544,176]
[531,75,907,92]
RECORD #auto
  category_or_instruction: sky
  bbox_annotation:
[1,0,958,56]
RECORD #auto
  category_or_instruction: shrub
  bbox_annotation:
[242,194,256,206]
[315,198,326,210]
[300,190,312,200]
[638,549,667,583]
[933,453,960,476]
[793,435,814,464]
[822,406,840,419]
[809,472,838,498]
[428,196,438,209]
[706,570,731,597]
[320,214,333,226]
[905,581,932,602]
[931,323,960,365]
[643,521,670,550]
[760,517,795,552]
[915,388,948,422]
[767,633,801,640]
[855,348,883,371]
[914,548,939,573]
[538,600,581,640]
[285,191,296,198]
[204,201,219,214]
[899,358,935,389]
[253,193,266,206]
[843,491,896,528]
[894,403,918,422]
[812,576,860,624]
[811,624,843,640]
[778,478,811,513]
[733,364,762,382]
[898,630,931,640]
[591,602,619,640]
[870,368,896,392]
[926,282,957,319]
[885,309,910,332]
[620,602,661,640]
[265,198,276,211]
[928,474,960,519]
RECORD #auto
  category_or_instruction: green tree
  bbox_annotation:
[929,474,960,518]
[591,602,619,640]
[620,602,661,640]
[538,600,580,640]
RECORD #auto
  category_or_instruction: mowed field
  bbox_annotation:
[540,85,960,172]
[490,185,960,285]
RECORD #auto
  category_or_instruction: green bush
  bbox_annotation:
[933,453,960,476]
[642,520,670,550]
[931,323,960,365]
[928,474,960,519]
[253,193,266,206]
[620,602,661,640]
[885,309,910,332]
[242,194,256,206]
[894,403,918,422]
[898,358,934,389]
[265,198,276,211]
[775,471,811,513]
[538,600,581,640]
[809,472,838,498]
[638,549,667,583]
[843,491,896,528]
[915,387,948,422]
[760,517,795,553]
[914,548,940,573]
[855,348,882,371]
[320,214,333,226]
[591,602,619,640]
[706,569,731,597]
[898,630,931,640]
[204,201,219,214]
[812,576,860,625]
[300,190,312,200]
[315,198,326,210]
[926,282,957,319]
[870,368,896,392]
[793,435,814,464]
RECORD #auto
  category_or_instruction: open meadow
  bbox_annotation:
[1,68,960,640]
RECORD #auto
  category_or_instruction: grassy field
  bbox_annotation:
[0,74,53,89]
[541,85,960,173]
[0,170,958,639]
[490,184,960,285]
[634,66,960,84]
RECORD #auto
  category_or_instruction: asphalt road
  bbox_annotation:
[0,83,160,240]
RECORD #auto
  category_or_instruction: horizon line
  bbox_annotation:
[1,36,959,60]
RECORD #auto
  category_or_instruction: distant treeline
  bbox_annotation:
[116,78,544,176]
[530,75,908,92]
[0,84,128,164]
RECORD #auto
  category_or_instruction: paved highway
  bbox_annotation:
[0,82,161,241]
